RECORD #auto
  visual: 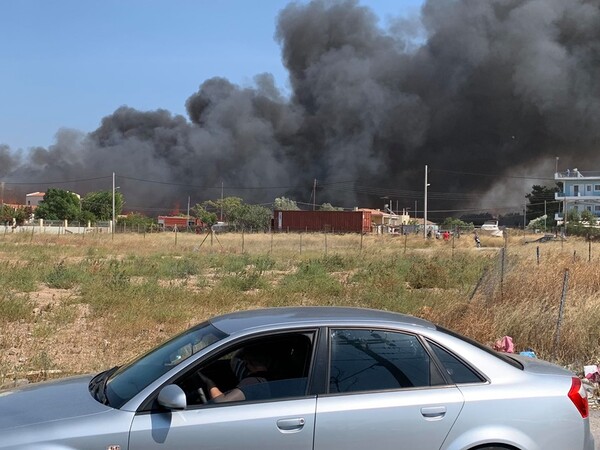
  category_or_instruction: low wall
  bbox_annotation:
[2,225,110,235]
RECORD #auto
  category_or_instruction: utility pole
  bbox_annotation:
[1,181,4,209]
[313,179,317,211]
[220,181,224,221]
[544,200,547,232]
[424,165,429,238]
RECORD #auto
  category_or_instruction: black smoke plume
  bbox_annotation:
[3,0,600,217]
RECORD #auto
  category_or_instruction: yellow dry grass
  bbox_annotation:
[1,229,599,386]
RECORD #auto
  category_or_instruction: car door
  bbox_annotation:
[313,328,464,450]
[128,330,317,450]
[128,397,316,450]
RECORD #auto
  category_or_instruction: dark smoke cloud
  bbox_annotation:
[3,0,600,216]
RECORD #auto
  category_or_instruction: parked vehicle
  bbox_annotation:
[0,307,594,449]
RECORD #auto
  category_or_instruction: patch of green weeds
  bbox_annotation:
[45,262,82,289]
[279,260,342,297]
[0,262,39,292]
[0,293,33,321]
[253,254,276,272]
[48,303,78,327]
[318,254,355,271]
[220,269,268,291]
[405,255,490,290]
[32,323,57,340]
[30,350,54,372]
[211,254,251,273]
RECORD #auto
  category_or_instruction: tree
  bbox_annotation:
[237,204,272,230]
[319,203,343,211]
[204,197,245,224]
[35,188,81,221]
[441,217,473,231]
[81,190,124,220]
[201,197,271,231]
[119,213,157,232]
[1,205,31,225]
[581,209,597,226]
[525,185,559,224]
[273,197,300,210]
[567,209,581,222]
[192,204,218,227]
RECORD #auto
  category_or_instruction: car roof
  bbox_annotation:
[210,306,435,335]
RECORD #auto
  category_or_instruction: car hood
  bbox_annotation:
[0,375,111,430]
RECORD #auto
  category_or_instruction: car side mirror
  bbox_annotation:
[157,384,187,410]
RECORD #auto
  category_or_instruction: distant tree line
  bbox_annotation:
[14,185,593,236]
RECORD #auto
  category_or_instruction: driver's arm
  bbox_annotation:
[209,387,246,403]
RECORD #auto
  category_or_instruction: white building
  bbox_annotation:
[554,168,600,222]
[26,192,45,207]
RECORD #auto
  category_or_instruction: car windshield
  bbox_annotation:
[103,322,227,408]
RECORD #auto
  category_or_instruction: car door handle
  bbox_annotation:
[421,406,447,419]
[277,417,306,432]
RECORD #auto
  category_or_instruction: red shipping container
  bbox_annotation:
[274,210,371,233]
[158,216,202,229]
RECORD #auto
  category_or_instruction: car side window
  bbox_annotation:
[428,341,484,384]
[177,332,314,407]
[329,329,438,393]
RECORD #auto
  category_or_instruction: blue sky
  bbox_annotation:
[0,0,423,151]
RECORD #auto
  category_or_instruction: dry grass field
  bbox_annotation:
[1,229,599,386]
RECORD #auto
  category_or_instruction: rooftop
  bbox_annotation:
[210,306,435,335]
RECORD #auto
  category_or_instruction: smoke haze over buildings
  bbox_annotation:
[3,0,600,217]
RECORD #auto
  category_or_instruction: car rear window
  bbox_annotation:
[428,341,484,383]
[435,326,523,370]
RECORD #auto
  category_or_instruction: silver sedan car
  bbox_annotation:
[0,307,594,449]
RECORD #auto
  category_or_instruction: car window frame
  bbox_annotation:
[324,326,450,396]
[136,327,321,413]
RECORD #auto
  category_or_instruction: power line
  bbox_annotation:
[1,175,111,185]
[118,175,297,190]
[431,168,555,181]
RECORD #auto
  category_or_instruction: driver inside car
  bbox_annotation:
[200,345,272,403]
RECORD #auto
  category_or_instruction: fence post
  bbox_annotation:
[536,246,540,265]
[174,227,178,247]
[500,247,506,299]
[554,268,570,353]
